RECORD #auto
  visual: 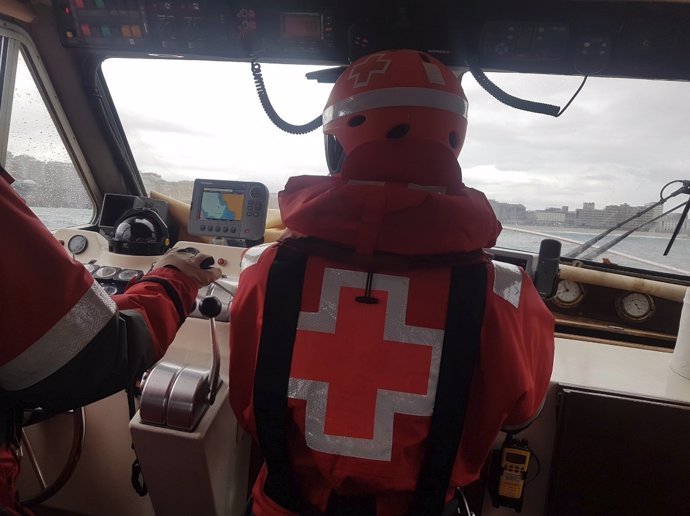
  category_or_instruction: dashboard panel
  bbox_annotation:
[54,228,244,322]
[548,279,682,349]
[47,0,690,81]
[54,227,684,349]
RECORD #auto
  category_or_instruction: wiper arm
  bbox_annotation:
[566,180,690,259]
[663,198,690,256]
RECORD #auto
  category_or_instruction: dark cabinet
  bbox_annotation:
[547,386,690,515]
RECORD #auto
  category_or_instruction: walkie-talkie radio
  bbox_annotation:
[498,438,531,500]
[489,434,532,511]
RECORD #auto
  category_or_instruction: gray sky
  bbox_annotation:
[17,55,690,211]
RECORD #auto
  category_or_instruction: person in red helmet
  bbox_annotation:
[0,165,221,515]
[230,49,554,516]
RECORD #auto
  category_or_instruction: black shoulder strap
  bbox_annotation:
[253,244,312,514]
[409,262,488,516]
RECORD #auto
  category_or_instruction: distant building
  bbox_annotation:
[658,212,690,234]
[532,207,566,225]
[575,202,609,228]
[572,201,663,230]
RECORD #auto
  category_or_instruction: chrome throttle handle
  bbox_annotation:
[199,296,222,405]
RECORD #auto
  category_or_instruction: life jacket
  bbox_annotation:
[251,242,488,515]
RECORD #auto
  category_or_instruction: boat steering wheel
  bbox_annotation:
[18,407,85,507]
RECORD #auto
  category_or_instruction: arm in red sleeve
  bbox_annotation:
[1,178,198,411]
[113,266,198,359]
[501,273,555,431]
[229,244,279,434]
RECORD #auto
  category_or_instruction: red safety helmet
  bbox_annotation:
[323,49,468,175]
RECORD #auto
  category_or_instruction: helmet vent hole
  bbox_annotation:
[348,115,366,127]
[449,131,460,149]
[419,52,431,63]
[386,124,410,139]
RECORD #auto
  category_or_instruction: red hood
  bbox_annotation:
[279,175,501,256]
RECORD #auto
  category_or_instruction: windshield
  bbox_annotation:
[101,58,690,275]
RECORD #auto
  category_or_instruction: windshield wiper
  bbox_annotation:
[663,193,690,256]
[566,180,690,260]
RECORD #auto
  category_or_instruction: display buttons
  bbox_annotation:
[81,23,92,37]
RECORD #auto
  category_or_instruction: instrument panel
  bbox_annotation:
[52,0,342,58]
[55,228,243,322]
[49,0,690,80]
[548,278,681,349]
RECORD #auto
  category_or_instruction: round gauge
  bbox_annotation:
[84,263,99,274]
[553,280,585,308]
[617,292,655,321]
[67,234,88,255]
[102,284,119,296]
[95,266,119,280]
[117,269,141,282]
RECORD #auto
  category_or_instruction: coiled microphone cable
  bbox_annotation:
[468,58,587,117]
[251,60,323,134]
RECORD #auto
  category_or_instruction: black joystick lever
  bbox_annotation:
[199,295,222,404]
[199,295,222,318]
[200,256,215,269]
[174,246,215,270]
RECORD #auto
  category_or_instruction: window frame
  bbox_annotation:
[0,21,96,220]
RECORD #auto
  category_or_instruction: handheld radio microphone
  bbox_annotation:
[534,239,561,299]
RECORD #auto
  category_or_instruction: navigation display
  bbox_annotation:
[189,179,268,243]
[200,188,244,222]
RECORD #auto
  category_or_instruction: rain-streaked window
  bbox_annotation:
[5,48,93,229]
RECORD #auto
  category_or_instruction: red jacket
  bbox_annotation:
[0,174,198,514]
[230,174,554,516]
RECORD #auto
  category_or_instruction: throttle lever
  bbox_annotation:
[173,246,215,270]
[199,296,222,405]
[200,256,215,269]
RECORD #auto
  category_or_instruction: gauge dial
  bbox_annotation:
[617,292,655,321]
[117,269,142,282]
[102,284,119,296]
[84,263,99,274]
[553,280,585,308]
[67,234,88,255]
[95,266,119,280]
